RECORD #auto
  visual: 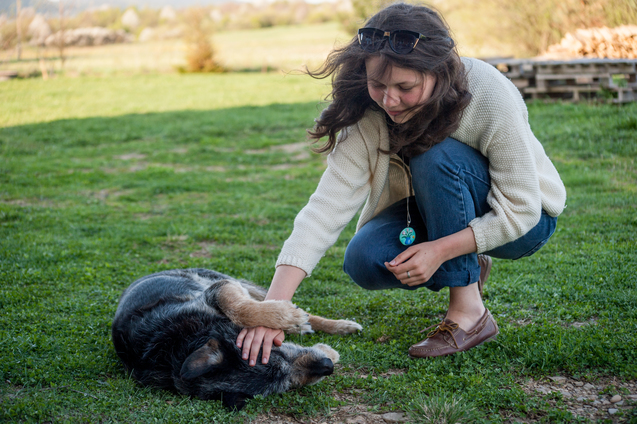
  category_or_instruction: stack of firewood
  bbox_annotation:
[541,25,637,59]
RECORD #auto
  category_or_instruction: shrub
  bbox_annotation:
[181,7,223,73]
[0,20,17,50]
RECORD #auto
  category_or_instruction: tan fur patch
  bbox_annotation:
[217,283,309,330]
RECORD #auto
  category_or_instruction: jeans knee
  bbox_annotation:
[344,241,369,286]
[344,238,389,290]
[410,139,458,181]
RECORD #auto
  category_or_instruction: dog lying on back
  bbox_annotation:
[111,268,362,409]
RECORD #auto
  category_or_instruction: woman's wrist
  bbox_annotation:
[435,227,478,263]
[265,265,306,301]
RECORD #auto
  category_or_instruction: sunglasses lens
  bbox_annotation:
[390,32,418,54]
[359,29,385,52]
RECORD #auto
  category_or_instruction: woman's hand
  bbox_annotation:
[384,241,445,286]
[384,227,478,286]
[236,326,285,366]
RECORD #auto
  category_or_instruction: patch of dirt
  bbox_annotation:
[127,163,148,172]
[0,198,59,207]
[249,401,408,424]
[272,143,311,162]
[84,188,136,201]
[190,241,217,258]
[246,142,309,156]
[246,369,411,424]
[521,376,636,422]
[114,153,147,160]
[338,368,407,381]
[506,317,599,328]
[249,373,635,424]
[189,241,278,258]
[569,317,598,328]
[245,142,312,166]
[273,142,309,154]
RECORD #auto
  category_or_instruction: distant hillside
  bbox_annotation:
[0,0,233,16]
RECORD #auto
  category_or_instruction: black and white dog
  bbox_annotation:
[111,268,362,409]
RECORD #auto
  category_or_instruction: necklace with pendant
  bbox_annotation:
[399,153,416,246]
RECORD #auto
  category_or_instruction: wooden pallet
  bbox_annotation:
[484,58,637,103]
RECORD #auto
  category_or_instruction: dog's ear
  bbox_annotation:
[180,339,223,380]
[222,391,252,411]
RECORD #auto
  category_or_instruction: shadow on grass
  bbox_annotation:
[0,101,326,153]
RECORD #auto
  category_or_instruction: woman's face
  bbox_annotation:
[365,56,437,124]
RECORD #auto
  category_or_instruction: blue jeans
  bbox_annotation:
[343,137,557,292]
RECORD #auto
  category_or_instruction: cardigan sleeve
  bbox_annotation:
[275,123,374,276]
[453,58,566,253]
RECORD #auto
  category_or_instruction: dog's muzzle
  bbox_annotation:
[310,358,334,377]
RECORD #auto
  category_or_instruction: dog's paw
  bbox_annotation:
[260,300,310,332]
[287,321,314,335]
[299,322,314,335]
[313,343,340,364]
[328,319,363,335]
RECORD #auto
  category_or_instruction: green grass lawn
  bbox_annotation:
[1,72,636,423]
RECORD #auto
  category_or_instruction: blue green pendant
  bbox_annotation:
[399,227,416,246]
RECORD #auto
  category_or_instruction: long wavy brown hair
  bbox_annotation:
[308,3,471,158]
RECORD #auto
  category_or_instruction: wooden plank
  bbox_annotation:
[510,78,530,88]
[482,58,637,103]
[525,85,606,93]
[536,61,637,75]
[615,88,637,103]
[535,73,613,80]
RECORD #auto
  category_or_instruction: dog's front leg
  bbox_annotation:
[308,315,362,335]
[206,280,311,333]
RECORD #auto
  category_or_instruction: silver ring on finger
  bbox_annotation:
[407,271,411,278]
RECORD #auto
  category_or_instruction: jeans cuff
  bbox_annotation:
[428,267,481,292]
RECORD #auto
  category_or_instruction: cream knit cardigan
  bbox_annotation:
[276,57,567,276]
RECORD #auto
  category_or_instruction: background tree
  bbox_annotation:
[57,0,65,66]
[342,0,397,33]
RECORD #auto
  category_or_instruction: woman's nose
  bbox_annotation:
[383,90,399,108]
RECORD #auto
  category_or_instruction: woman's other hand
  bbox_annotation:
[384,241,444,286]
[385,227,478,286]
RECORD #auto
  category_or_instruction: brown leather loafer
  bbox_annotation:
[408,309,499,358]
[477,254,492,298]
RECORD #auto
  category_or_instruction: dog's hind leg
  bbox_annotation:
[206,280,311,333]
[308,315,362,335]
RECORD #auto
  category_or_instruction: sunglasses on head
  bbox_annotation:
[357,27,427,54]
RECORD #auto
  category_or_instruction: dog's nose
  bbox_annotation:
[311,358,334,376]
